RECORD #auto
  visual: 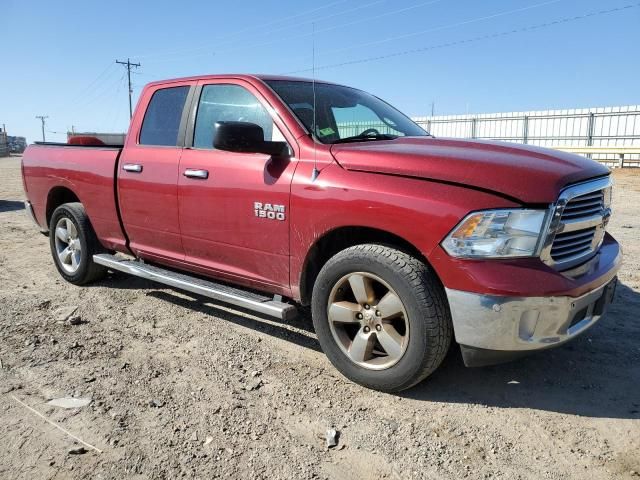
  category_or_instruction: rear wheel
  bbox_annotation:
[312,244,452,392]
[49,202,107,285]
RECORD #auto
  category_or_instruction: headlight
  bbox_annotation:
[442,209,548,258]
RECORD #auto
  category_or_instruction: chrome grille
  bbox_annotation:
[541,177,612,271]
[550,227,597,262]
[560,191,604,220]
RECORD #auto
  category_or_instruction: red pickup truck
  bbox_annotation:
[21,74,621,391]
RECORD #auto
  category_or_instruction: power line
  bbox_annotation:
[215,0,447,59]
[134,0,351,61]
[215,0,386,51]
[285,2,640,74]
[116,58,141,119]
[35,115,48,142]
[104,74,128,132]
[75,72,127,112]
[54,63,119,117]
[289,0,564,64]
[60,66,123,122]
[148,0,552,65]
[142,0,386,64]
[67,63,115,106]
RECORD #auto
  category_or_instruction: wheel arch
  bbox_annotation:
[298,225,433,306]
[46,186,81,228]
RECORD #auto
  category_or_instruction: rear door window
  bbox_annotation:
[139,86,189,146]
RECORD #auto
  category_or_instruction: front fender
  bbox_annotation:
[289,161,520,299]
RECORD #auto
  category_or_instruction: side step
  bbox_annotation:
[93,254,297,321]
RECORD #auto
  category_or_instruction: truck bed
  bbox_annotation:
[33,141,125,148]
[21,143,128,251]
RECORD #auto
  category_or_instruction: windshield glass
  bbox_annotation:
[265,80,429,144]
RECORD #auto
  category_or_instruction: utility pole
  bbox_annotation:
[36,115,48,142]
[116,58,141,119]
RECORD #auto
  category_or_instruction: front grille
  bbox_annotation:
[551,227,596,262]
[542,177,612,271]
[560,191,604,220]
[549,191,605,263]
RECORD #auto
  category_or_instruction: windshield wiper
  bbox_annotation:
[332,133,399,144]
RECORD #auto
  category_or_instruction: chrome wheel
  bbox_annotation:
[54,217,82,274]
[327,272,409,370]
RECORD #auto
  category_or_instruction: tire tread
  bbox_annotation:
[49,202,107,285]
[312,243,452,392]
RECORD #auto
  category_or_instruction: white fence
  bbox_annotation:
[412,105,640,167]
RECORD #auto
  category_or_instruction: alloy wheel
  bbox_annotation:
[327,272,410,370]
[54,217,82,274]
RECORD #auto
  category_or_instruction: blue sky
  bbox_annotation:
[2,0,639,143]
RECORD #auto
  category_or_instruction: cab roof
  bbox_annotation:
[144,74,342,88]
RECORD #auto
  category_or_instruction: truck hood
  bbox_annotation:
[331,137,610,203]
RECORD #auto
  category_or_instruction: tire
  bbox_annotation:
[49,202,107,285]
[311,244,452,392]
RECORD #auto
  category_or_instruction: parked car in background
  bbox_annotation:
[9,136,27,154]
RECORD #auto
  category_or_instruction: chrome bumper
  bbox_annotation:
[446,277,617,353]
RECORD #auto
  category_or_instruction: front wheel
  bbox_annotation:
[49,202,107,285]
[311,244,452,392]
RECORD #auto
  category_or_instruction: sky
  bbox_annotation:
[1,0,639,144]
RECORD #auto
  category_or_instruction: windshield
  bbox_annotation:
[265,80,429,144]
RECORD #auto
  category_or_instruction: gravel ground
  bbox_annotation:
[1,155,639,480]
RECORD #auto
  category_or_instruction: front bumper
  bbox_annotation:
[445,240,621,367]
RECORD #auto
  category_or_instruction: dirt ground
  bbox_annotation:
[0,155,638,480]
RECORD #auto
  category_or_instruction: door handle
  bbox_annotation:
[123,163,143,173]
[183,169,209,179]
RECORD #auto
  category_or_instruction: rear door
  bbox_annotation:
[177,79,298,290]
[118,82,194,261]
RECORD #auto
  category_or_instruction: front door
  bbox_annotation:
[118,82,192,261]
[178,80,297,291]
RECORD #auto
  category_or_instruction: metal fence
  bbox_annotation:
[337,105,640,167]
[412,105,640,167]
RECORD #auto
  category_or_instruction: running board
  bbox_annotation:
[93,254,297,321]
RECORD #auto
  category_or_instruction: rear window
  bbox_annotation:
[139,86,189,146]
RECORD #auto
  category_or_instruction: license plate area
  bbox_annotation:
[568,277,617,329]
[593,277,617,316]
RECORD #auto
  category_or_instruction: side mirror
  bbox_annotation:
[213,121,290,157]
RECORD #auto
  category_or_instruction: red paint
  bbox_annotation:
[429,234,621,298]
[67,136,106,146]
[21,74,619,302]
[21,145,126,251]
[331,137,610,203]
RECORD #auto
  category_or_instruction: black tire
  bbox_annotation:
[49,202,107,285]
[311,244,452,392]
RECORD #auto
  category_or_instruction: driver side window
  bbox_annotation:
[193,84,282,149]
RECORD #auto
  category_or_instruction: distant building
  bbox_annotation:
[0,127,8,157]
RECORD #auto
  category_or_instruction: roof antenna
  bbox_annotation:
[310,22,320,183]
